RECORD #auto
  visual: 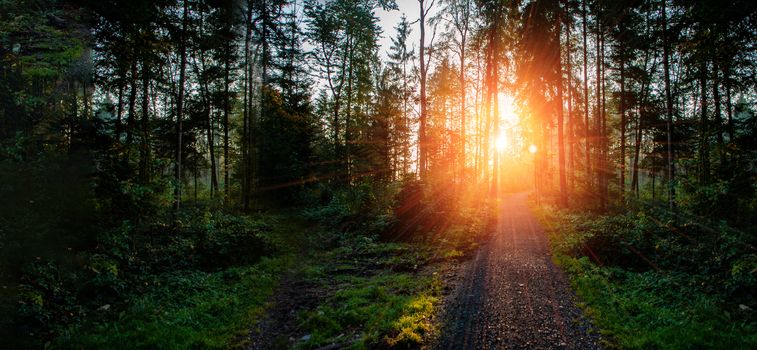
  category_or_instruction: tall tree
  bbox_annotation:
[439,0,473,178]
[418,0,436,180]
[661,0,676,210]
[174,0,188,213]
[387,15,415,177]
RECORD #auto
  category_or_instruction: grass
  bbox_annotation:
[40,191,491,349]
[53,256,293,349]
[294,242,443,349]
[538,207,757,349]
[299,272,440,349]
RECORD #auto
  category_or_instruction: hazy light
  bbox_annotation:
[495,133,508,152]
[529,144,538,154]
[498,93,520,125]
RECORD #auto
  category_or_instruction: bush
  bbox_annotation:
[542,208,757,349]
[303,182,397,238]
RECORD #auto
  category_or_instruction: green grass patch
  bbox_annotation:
[293,241,442,350]
[53,256,293,349]
[298,271,440,349]
[538,207,757,349]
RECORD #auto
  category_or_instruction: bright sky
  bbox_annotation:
[376,1,438,61]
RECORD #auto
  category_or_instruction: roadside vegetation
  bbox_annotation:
[1,171,493,349]
[539,202,757,349]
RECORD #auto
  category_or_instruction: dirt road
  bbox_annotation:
[434,193,602,350]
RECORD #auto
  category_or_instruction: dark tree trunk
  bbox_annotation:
[223,51,230,202]
[600,31,607,210]
[566,11,575,193]
[174,0,188,213]
[419,0,429,180]
[725,64,734,142]
[556,4,567,207]
[699,63,709,184]
[242,3,251,210]
[115,79,125,144]
[582,0,590,190]
[631,105,642,196]
[662,0,676,210]
[619,59,626,204]
[140,62,151,184]
[126,61,137,148]
[712,61,725,168]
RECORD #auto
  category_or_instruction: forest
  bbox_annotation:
[0,0,755,348]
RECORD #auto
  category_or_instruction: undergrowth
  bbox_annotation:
[55,256,291,349]
[538,207,757,349]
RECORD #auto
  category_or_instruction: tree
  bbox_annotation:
[174,0,188,213]
[418,0,437,180]
[387,15,415,177]
[439,0,473,179]
[661,0,676,210]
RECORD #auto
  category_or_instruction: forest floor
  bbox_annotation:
[244,193,603,350]
[432,192,603,350]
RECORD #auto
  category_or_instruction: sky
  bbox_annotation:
[375,0,438,61]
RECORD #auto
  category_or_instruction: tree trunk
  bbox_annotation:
[582,0,590,190]
[490,34,499,195]
[566,12,575,193]
[595,10,603,209]
[223,49,231,203]
[631,105,642,196]
[699,63,709,184]
[207,104,218,196]
[140,62,151,184]
[483,30,496,187]
[345,38,354,182]
[619,59,626,204]
[712,61,724,168]
[242,3,251,210]
[459,29,467,180]
[556,4,567,207]
[725,64,734,142]
[115,80,125,144]
[174,0,188,213]
[126,61,137,148]
[418,0,429,180]
[600,31,607,209]
[662,0,676,210]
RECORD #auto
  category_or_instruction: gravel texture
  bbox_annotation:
[433,193,603,350]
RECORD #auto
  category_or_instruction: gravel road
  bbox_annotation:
[434,192,603,350]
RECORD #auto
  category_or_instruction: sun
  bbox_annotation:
[495,132,508,152]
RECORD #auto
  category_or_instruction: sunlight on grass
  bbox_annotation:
[298,271,441,349]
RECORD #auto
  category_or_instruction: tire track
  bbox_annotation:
[434,193,602,350]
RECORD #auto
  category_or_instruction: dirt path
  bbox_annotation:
[434,193,602,350]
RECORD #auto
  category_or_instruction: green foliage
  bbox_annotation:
[540,208,757,349]
[559,257,756,349]
[295,242,441,349]
[257,87,316,202]
[303,182,398,238]
[4,208,282,348]
[55,257,291,349]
